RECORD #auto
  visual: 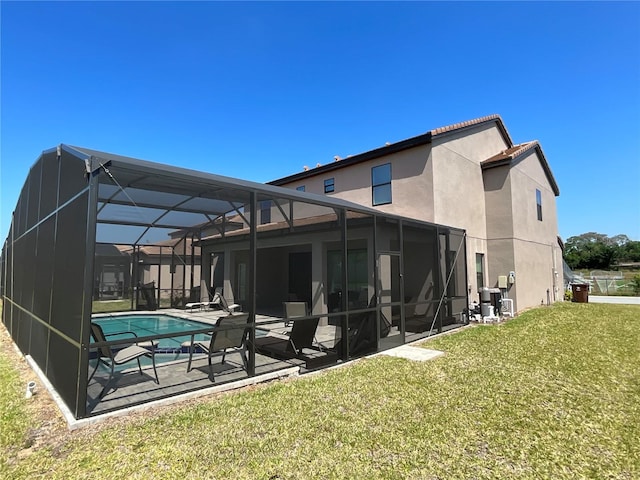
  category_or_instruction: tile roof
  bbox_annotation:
[430,114,508,138]
[481,141,560,196]
[270,114,509,185]
[482,141,539,165]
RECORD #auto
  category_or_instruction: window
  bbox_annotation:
[372,163,392,205]
[260,200,271,224]
[324,178,335,194]
[476,253,484,289]
[296,185,305,192]
[536,189,542,221]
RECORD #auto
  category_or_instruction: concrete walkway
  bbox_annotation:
[381,345,444,362]
[588,296,640,305]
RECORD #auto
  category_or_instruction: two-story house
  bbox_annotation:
[270,115,562,313]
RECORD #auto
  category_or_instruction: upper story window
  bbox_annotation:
[324,178,335,194]
[296,185,305,192]
[372,163,392,206]
[536,189,542,221]
[260,200,271,224]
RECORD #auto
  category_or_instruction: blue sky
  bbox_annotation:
[2,1,639,243]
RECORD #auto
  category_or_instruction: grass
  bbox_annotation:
[1,302,639,479]
[92,299,133,313]
[0,341,29,452]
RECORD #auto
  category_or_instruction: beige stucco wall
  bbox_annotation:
[481,148,561,311]
[431,123,510,303]
[482,165,516,304]
[512,240,559,310]
[483,165,514,240]
[510,150,558,244]
[485,237,556,311]
[435,123,510,165]
[431,123,510,232]
[508,149,562,309]
[284,144,434,221]
[485,237,516,288]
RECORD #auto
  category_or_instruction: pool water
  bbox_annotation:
[90,313,263,373]
[92,314,214,354]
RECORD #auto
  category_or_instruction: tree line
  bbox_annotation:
[563,232,640,270]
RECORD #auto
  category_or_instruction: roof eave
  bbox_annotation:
[270,114,513,186]
[269,132,433,186]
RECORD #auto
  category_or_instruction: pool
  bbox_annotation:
[92,314,214,354]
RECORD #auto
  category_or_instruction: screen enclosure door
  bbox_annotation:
[377,252,404,350]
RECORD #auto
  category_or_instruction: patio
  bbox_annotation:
[86,308,463,416]
[88,344,297,416]
[87,309,338,416]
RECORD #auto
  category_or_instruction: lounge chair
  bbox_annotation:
[211,287,241,313]
[186,280,214,311]
[253,316,320,360]
[88,322,159,398]
[184,313,250,381]
[334,296,391,356]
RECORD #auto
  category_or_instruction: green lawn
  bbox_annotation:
[91,299,133,313]
[2,302,639,479]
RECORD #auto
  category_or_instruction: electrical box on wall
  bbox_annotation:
[498,275,508,289]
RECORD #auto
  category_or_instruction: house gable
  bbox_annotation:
[482,141,559,196]
[431,116,513,164]
[429,118,512,237]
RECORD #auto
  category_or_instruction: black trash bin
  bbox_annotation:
[571,283,589,303]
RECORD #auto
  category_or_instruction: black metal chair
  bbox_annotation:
[185,313,250,381]
[89,322,159,398]
[253,316,320,360]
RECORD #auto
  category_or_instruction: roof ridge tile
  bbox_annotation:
[430,114,503,136]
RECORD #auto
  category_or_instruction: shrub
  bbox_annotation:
[630,274,640,296]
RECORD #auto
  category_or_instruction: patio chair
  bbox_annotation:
[253,316,320,360]
[88,322,159,398]
[283,301,307,327]
[186,279,214,311]
[184,313,250,381]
